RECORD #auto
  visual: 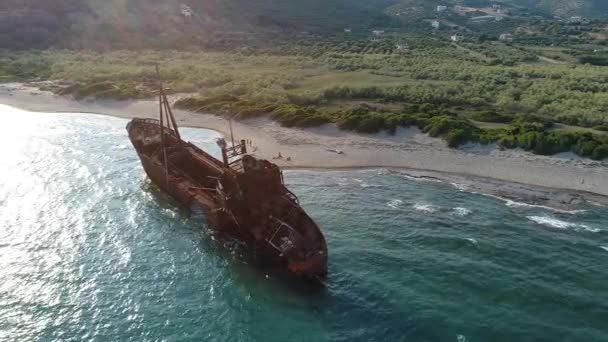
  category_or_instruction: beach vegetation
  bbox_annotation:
[2,40,608,159]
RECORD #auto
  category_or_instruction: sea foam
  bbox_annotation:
[400,174,443,183]
[475,192,587,214]
[413,203,437,213]
[387,199,402,209]
[527,215,600,232]
[451,183,469,191]
[457,334,468,342]
[463,238,478,245]
[453,207,472,216]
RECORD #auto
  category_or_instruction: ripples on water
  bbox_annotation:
[1,105,607,341]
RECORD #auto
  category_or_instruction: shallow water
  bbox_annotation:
[1,104,607,341]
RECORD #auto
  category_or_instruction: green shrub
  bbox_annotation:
[337,115,363,131]
[470,111,513,123]
[355,115,386,134]
[592,145,608,160]
[445,128,472,147]
[295,115,331,127]
[593,125,608,132]
[575,139,599,157]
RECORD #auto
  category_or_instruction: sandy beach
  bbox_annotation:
[1,82,607,208]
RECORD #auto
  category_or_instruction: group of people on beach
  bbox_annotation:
[273,152,291,161]
[245,139,291,161]
[244,139,258,153]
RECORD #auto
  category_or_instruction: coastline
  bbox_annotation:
[1,82,607,208]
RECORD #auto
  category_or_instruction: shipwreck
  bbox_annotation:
[126,69,328,280]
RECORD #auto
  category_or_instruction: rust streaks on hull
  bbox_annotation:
[126,76,327,279]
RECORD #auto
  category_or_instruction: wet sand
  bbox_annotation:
[1,83,607,208]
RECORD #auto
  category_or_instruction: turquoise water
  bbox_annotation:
[1,105,607,341]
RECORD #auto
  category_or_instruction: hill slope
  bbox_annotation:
[0,0,607,50]
[0,0,398,49]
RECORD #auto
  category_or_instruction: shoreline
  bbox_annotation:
[1,82,607,208]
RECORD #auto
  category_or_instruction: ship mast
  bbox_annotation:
[156,65,180,186]
[156,65,181,139]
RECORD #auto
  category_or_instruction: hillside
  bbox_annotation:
[1,0,607,50]
[0,0,397,49]
[528,0,608,17]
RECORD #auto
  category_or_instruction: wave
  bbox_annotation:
[399,173,443,183]
[527,215,600,232]
[359,182,381,188]
[589,201,607,208]
[413,202,437,213]
[451,183,469,191]
[463,238,478,245]
[453,207,472,216]
[387,199,403,209]
[506,199,586,214]
[601,246,608,252]
[335,177,381,188]
[474,192,586,215]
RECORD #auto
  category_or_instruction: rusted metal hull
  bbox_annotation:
[127,118,328,280]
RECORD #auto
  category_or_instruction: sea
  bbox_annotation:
[1,104,607,341]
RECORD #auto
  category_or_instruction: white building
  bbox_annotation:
[471,15,496,23]
[568,16,588,24]
[180,4,193,18]
[437,5,447,12]
[450,34,463,42]
[499,33,513,42]
[344,28,352,33]
[372,30,385,36]
[431,20,440,29]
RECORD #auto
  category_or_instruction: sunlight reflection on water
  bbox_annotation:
[1,104,607,341]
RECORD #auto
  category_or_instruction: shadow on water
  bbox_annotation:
[141,179,326,292]
[140,179,439,340]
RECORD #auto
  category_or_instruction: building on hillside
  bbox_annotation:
[450,34,463,42]
[454,5,464,14]
[372,30,385,36]
[431,20,440,29]
[437,5,447,12]
[568,16,589,24]
[344,28,352,33]
[471,15,496,23]
[499,33,513,42]
[497,9,508,15]
[395,43,409,51]
[492,4,501,9]
[180,4,193,18]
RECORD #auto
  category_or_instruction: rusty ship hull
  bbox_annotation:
[126,85,327,279]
